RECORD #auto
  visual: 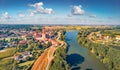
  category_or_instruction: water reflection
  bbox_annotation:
[72,66,81,70]
[65,38,71,41]
[66,54,84,66]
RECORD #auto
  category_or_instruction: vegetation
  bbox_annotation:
[49,30,70,70]
[59,31,66,41]
[0,48,16,59]
[0,24,33,31]
[49,47,70,70]
[14,60,35,70]
[77,28,120,70]
[0,58,14,70]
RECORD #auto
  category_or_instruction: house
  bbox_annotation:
[104,36,110,40]
[48,39,60,46]
[14,51,32,61]
[22,51,32,59]
[0,43,5,50]
[99,35,104,40]
[116,36,120,41]
[14,54,24,61]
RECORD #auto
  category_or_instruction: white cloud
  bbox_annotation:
[28,10,35,17]
[29,12,34,17]
[71,5,85,15]
[29,2,43,8]
[18,12,25,18]
[2,12,11,19]
[44,8,53,14]
[29,2,54,14]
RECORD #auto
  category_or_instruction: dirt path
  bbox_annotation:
[32,48,49,70]
[46,46,56,70]
[32,31,66,70]
[32,46,56,70]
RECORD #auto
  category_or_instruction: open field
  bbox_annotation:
[0,48,16,59]
[0,58,14,70]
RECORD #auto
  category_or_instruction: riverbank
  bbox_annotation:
[77,28,120,70]
[65,30,106,70]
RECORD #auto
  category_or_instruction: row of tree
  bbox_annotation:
[77,28,120,70]
[49,47,70,70]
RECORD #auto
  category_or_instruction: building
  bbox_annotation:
[116,36,120,41]
[14,51,32,61]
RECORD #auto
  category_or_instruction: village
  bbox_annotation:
[0,28,61,49]
[0,26,64,69]
[88,31,120,46]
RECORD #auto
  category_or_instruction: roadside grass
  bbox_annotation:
[18,60,35,67]
[18,60,35,70]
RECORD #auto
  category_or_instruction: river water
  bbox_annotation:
[65,31,106,70]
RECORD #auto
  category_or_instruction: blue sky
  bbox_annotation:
[0,0,120,25]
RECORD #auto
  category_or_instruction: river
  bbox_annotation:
[65,30,106,70]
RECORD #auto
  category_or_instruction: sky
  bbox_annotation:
[0,0,120,25]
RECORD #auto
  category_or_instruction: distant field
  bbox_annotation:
[102,29,120,35]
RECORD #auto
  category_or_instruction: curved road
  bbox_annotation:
[32,46,56,70]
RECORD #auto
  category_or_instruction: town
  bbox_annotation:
[0,25,67,70]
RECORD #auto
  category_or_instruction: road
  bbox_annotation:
[32,31,66,70]
[32,46,56,70]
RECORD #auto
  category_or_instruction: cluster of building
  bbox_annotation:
[0,27,62,62]
[115,36,120,42]
[14,51,33,61]
[32,29,60,46]
[16,28,61,46]
[13,29,61,61]
[96,33,111,41]
[90,31,120,43]
[0,40,18,50]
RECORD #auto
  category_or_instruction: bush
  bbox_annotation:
[49,47,70,70]
[77,28,120,70]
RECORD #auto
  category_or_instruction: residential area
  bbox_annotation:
[0,25,66,70]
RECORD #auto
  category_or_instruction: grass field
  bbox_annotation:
[18,60,35,67]
[102,29,120,35]
[0,48,16,59]
[0,58,14,70]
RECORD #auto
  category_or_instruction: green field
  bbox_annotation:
[0,48,16,59]
[0,58,14,70]
[18,60,35,67]
[102,29,120,36]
